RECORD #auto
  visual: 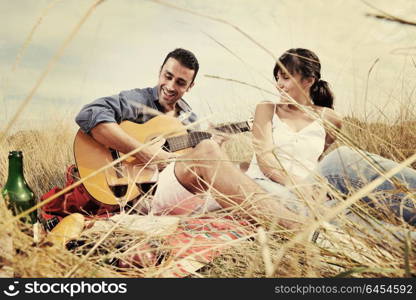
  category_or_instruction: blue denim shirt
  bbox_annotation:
[75,86,198,133]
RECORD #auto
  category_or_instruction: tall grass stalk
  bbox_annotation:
[1,0,415,279]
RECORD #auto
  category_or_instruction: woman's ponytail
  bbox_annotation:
[275,48,335,109]
[310,79,334,109]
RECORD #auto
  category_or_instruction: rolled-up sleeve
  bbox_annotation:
[75,89,147,133]
[75,95,120,133]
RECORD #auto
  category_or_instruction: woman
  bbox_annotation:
[247,48,416,226]
[246,48,342,202]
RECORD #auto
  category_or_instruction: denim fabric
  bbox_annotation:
[317,146,416,226]
[75,86,198,133]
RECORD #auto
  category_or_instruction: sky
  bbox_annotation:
[1,0,416,131]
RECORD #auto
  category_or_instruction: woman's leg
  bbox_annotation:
[318,146,416,226]
[254,178,310,217]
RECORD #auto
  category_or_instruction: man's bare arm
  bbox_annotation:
[90,122,173,168]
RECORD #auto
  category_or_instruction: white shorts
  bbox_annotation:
[150,162,222,215]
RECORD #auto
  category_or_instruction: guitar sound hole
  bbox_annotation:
[162,140,171,152]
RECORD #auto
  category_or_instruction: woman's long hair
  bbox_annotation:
[273,48,334,108]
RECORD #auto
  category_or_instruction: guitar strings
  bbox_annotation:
[165,123,250,151]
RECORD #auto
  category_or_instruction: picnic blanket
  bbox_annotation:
[160,217,253,277]
[87,215,253,278]
[40,165,255,277]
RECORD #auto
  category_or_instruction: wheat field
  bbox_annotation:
[1,0,416,279]
[0,111,415,278]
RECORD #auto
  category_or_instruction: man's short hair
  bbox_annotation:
[161,48,199,83]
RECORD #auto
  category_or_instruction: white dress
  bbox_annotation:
[246,110,326,181]
[245,109,326,214]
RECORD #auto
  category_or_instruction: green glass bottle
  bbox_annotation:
[1,151,37,224]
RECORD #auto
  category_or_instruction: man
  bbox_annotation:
[75,48,303,227]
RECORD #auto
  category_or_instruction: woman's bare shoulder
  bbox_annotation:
[320,107,342,129]
[255,101,275,114]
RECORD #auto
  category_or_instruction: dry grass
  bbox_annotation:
[1,0,415,279]
[1,113,415,278]
[342,117,416,168]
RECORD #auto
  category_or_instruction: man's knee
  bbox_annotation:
[176,139,223,178]
[175,140,225,192]
[191,139,223,159]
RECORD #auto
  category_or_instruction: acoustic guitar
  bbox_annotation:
[73,115,251,205]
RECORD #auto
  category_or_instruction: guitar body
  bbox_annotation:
[74,114,250,205]
[73,115,189,205]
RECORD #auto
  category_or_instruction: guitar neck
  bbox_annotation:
[165,131,212,152]
[164,121,250,153]
[214,121,250,134]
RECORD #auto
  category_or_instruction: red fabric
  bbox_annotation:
[117,217,254,277]
[40,165,118,221]
[40,166,256,277]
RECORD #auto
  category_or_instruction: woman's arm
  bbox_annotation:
[252,102,300,186]
[321,108,343,153]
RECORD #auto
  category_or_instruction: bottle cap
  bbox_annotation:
[8,151,23,158]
